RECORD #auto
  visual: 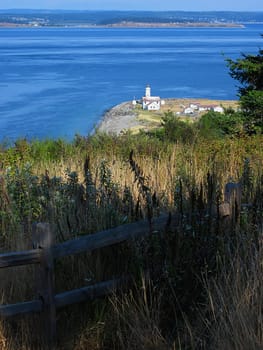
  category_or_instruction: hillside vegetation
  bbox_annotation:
[0,38,262,350]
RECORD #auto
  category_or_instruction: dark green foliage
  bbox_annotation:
[226,36,263,134]
[198,110,244,138]
[226,43,263,95]
[5,164,42,231]
[29,138,76,161]
[161,111,197,143]
[240,90,263,133]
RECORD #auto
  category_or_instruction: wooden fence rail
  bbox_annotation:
[0,215,169,269]
[0,277,128,319]
[0,249,41,268]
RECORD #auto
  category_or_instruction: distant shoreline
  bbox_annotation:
[106,21,244,28]
[0,21,245,28]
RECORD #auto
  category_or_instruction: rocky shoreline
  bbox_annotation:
[96,102,139,135]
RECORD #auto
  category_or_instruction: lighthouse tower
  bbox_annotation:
[145,84,151,97]
[142,84,161,111]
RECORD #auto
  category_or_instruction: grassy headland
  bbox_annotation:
[98,98,238,134]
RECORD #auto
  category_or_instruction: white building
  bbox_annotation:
[189,103,200,110]
[184,107,195,114]
[213,106,224,113]
[183,102,225,116]
[142,85,162,111]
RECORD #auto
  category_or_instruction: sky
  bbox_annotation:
[0,0,263,12]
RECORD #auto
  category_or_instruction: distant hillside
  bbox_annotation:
[0,10,262,27]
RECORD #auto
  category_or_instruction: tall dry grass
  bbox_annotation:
[200,243,263,350]
[0,134,262,349]
[108,276,171,350]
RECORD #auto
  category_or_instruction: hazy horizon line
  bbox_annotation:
[1,9,263,12]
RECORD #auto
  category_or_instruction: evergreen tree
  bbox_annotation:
[226,36,263,133]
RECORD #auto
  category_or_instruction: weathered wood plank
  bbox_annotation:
[55,277,128,309]
[0,277,128,319]
[33,223,56,350]
[0,249,41,268]
[0,215,171,268]
[53,214,170,259]
[0,300,42,318]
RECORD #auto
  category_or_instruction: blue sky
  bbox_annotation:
[0,0,263,11]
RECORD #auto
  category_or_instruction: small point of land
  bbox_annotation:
[97,98,238,135]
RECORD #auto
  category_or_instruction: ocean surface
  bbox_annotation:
[0,24,262,141]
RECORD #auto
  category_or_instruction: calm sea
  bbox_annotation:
[0,24,262,141]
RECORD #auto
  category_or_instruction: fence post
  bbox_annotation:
[32,223,56,350]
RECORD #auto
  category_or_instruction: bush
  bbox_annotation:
[198,110,244,138]
[161,111,197,143]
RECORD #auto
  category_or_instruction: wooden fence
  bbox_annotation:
[0,214,172,349]
[0,182,242,349]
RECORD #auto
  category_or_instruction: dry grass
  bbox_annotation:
[30,137,261,211]
[107,277,171,350]
[202,243,263,350]
[0,322,7,350]
[161,98,238,113]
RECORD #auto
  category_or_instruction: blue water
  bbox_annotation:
[0,24,262,141]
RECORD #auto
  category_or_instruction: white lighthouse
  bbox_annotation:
[145,84,151,97]
[142,84,161,111]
